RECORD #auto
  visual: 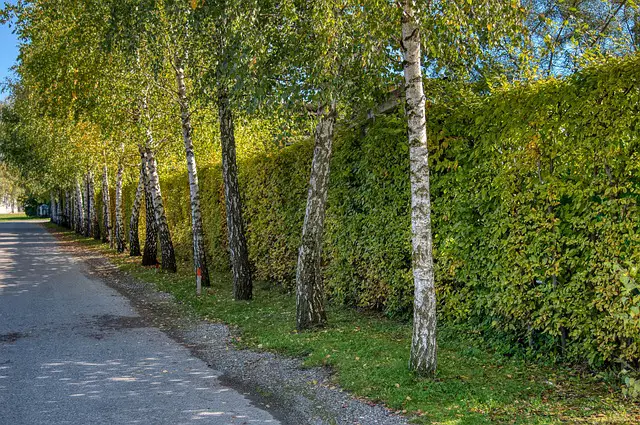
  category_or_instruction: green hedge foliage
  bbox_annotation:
[122,55,640,367]
[431,56,640,366]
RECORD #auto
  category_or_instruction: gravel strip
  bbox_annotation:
[48,228,409,425]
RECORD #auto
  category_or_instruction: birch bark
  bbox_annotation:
[115,159,126,253]
[141,149,159,266]
[88,172,100,240]
[59,190,64,225]
[75,179,85,235]
[145,145,177,272]
[70,190,75,230]
[176,60,210,288]
[295,103,336,331]
[128,164,144,257]
[64,190,70,228]
[55,193,60,224]
[84,173,91,237]
[102,164,113,246]
[402,0,437,376]
[217,88,251,299]
[59,191,64,225]
[50,192,56,224]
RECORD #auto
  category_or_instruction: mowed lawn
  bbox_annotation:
[0,213,45,221]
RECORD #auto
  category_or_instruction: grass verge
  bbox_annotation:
[46,223,640,425]
[0,213,44,221]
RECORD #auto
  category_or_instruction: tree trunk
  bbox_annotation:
[217,88,252,300]
[88,173,100,240]
[50,192,56,224]
[75,180,85,235]
[57,191,63,224]
[51,193,57,224]
[141,149,159,266]
[60,190,65,225]
[115,159,126,253]
[402,0,437,376]
[144,146,176,272]
[58,196,62,223]
[69,191,73,228]
[176,60,210,289]
[72,189,76,229]
[64,190,70,228]
[295,102,336,331]
[129,163,144,257]
[84,173,91,237]
[102,165,113,245]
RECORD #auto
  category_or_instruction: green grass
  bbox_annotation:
[47,223,640,425]
[0,213,44,221]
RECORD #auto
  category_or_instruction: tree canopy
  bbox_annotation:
[1,0,638,378]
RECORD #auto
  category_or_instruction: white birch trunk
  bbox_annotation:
[102,164,113,246]
[69,190,74,229]
[176,60,210,288]
[129,164,144,257]
[75,180,85,235]
[50,192,56,224]
[217,87,252,299]
[295,102,336,330]
[144,144,176,272]
[115,158,126,253]
[402,0,437,376]
[83,173,91,237]
[140,149,159,266]
[88,172,100,240]
[56,192,62,224]
[59,190,64,225]
[64,190,70,228]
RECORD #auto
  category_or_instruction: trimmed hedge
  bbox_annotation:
[431,56,640,366]
[123,55,640,367]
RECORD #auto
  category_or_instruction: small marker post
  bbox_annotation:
[196,267,202,296]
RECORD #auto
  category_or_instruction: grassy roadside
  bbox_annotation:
[46,223,640,425]
[0,213,44,221]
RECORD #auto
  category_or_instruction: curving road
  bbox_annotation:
[0,220,280,425]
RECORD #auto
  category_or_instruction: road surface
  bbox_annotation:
[0,221,280,425]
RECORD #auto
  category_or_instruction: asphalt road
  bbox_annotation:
[0,221,280,425]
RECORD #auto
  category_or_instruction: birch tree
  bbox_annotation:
[395,0,529,375]
[88,172,100,240]
[160,2,211,288]
[128,164,144,257]
[83,173,91,237]
[269,0,393,330]
[192,0,254,298]
[401,0,436,376]
[176,58,211,288]
[217,88,252,299]
[140,149,159,267]
[115,155,126,253]
[106,0,201,278]
[138,91,177,272]
[75,179,85,234]
[101,163,113,246]
[143,137,176,272]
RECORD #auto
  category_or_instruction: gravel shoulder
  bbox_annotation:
[46,225,408,425]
